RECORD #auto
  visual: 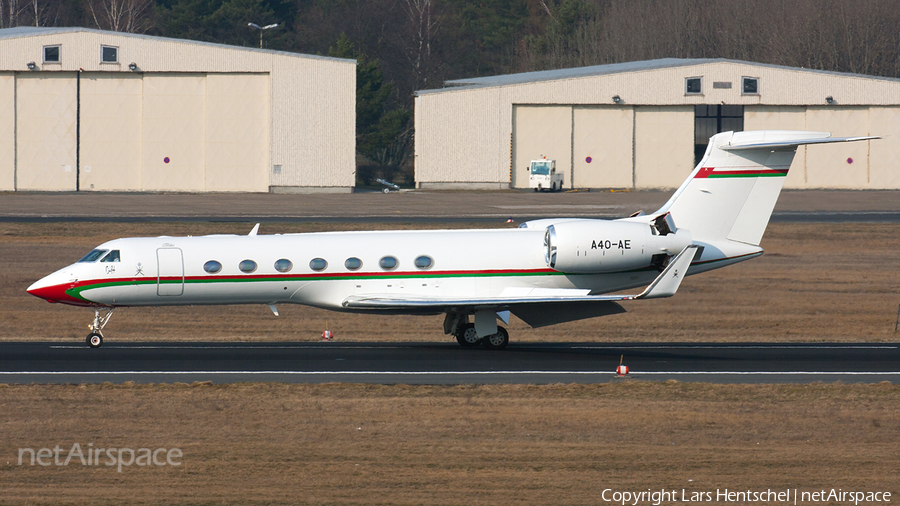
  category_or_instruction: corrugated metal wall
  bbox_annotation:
[0,73,13,191]
[416,61,900,190]
[0,29,355,191]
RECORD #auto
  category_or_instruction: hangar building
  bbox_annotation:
[0,27,355,193]
[414,58,900,190]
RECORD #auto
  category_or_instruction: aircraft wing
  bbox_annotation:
[342,245,699,311]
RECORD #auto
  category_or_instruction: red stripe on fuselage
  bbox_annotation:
[29,268,560,306]
[694,167,789,178]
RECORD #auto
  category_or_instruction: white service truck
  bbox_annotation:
[528,159,564,192]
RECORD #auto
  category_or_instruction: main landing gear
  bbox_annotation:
[447,315,510,350]
[86,307,115,348]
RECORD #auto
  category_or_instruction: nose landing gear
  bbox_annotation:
[86,307,115,348]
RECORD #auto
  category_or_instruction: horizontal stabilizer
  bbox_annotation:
[721,134,879,151]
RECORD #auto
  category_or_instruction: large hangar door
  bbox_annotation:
[79,74,143,191]
[512,106,572,189]
[805,107,870,188]
[205,74,268,192]
[16,73,78,190]
[572,106,633,188]
[142,74,207,191]
[868,107,900,189]
[633,106,694,189]
[0,73,14,190]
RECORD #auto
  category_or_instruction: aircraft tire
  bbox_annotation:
[482,327,509,350]
[87,332,103,348]
[456,323,482,347]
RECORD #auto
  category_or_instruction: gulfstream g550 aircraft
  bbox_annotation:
[28,131,875,349]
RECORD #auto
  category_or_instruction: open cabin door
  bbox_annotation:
[157,248,184,296]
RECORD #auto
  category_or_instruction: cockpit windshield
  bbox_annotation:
[531,161,551,175]
[78,249,108,263]
[101,250,120,263]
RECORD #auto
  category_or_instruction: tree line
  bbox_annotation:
[5,0,900,185]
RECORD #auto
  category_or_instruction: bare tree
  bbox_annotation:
[29,0,60,26]
[87,0,154,33]
[403,0,440,90]
[0,0,24,28]
[517,0,900,79]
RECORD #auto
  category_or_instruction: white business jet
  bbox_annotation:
[28,131,874,348]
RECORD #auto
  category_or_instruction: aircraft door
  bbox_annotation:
[157,248,184,296]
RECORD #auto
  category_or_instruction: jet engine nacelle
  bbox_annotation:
[545,219,692,273]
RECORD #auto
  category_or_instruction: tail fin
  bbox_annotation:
[656,130,876,246]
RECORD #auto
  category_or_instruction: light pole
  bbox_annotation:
[248,22,279,49]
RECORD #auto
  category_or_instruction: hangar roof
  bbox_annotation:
[0,26,352,63]
[421,57,900,95]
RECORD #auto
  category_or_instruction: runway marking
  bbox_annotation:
[46,344,898,350]
[48,345,422,350]
[491,205,624,210]
[2,371,900,376]
[570,345,898,349]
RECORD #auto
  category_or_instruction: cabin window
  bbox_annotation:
[101,45,118,63]
[685,76,702,95]
[100,250,120,262]
[379,256,398,270]
[78,249,108,263]
[345,257,362,270]
[274,259,293,273]
[414,255,433,269]
[43,45,60,63]
[239,259,257,273]
[309,258,328,271]
[204,260,222,273]
[742,76,759,95]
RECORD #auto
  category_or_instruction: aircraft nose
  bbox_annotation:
[27,276,61,302]
[27,270,93,306]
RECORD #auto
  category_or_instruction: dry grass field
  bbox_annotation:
[1,382,898,505]
[2,220,899,504]
[1,221,898,343]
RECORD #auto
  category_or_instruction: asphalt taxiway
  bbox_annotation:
[2,190,900,223]
[1,341,898,385]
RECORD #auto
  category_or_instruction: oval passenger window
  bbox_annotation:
[274,259,293,273]
[414,255,433,269]
[309,258,328,271]
[345,257,362,270]
[204,260,222,274]
[239,260,257,273]
[379,256,398,270]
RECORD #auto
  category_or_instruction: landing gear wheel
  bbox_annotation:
[382,187,390,194]
[456,323,482,347]
[85,307,114,348]
[86,332,103,348]
[482,327,509,350]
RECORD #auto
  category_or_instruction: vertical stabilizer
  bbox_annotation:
[655,131,876,246]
